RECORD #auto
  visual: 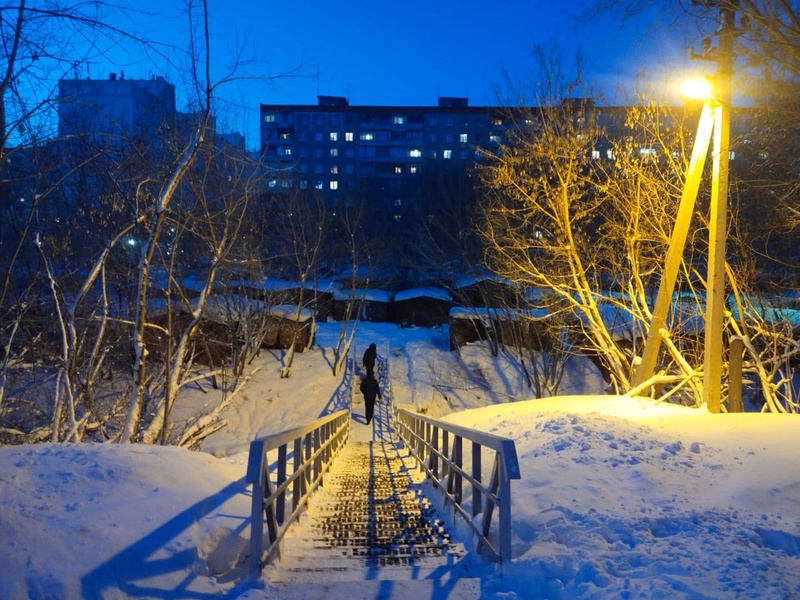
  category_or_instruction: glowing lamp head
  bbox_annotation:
[679,78,713,101]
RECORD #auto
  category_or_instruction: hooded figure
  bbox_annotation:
[359,373,382,424]
[362,343,377,377]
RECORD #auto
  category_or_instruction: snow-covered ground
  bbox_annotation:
[2,321,800,599]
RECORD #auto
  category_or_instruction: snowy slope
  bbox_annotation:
[1,322,800,599]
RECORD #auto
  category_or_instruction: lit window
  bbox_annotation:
[330,180,338,190]
[729,151,736,160]
[395,166,402,173]
[640,148,656,158]
[268,180,277,188]
[459,133,468,143]
[591,150,600,159]
[393,115,405,125]
[330,165,338,174]
[315,181,323,189]
[345,132,354,141]
[285,147,292,156]
[409,149,422,158]
[429,151,437,159]
[265,114,276,122]
[394,214,402,222]
[606,149,614,160]
[492,117,502,126]
[330,132,338,142]
[281,131,291,140]
[360,132,374,141]
[330,148,338,157]
[443,150,452,159]
[489,134,501,143]
[409,165,418,174]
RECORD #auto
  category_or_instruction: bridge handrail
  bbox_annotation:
[246,408,350,578]
[393,408,520,562]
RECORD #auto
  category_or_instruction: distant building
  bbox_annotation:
[57,73,176,144]
[259,96,505,208]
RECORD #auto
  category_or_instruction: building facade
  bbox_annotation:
[259,96,507,210]
[57,73,176,143]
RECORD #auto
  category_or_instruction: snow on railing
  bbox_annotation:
[393,409,521,562]
[245,409,350,579]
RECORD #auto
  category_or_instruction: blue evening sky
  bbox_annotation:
[96,1,700,149]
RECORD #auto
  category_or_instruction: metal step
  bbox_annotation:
[272,440,469,584]
[260,577,483,599]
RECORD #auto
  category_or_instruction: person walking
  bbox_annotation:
[359,373,382,425]
[362,342,377,377]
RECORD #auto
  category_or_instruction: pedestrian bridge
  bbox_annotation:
[245,353,520,595]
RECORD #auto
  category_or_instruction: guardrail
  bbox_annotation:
[394,409,521,562]
[246,409,350,578]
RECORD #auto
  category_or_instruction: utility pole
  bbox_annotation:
[632,2,736,413]
[703,3,735,413]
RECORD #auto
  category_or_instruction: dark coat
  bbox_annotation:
[359,375,382,402]
[362,343,377,372]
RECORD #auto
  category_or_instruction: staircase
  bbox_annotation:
[261,356,481,599]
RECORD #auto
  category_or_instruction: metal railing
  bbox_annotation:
[394,409,520,562]
[246,409,350,578]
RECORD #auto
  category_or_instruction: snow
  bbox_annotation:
[2,322,800,599]
[394,287,453,302]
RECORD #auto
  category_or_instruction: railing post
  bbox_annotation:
[472,441,481,517]
[430,425,439,481]
[442,429,450,486]
[499,455,512,561]
[453,436,463,504]
[314,428,322,486]
[417,420,425,468]
[247,440,266,579]
[293,438,302,511]
[276,444,287,524]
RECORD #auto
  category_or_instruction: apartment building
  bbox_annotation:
[57,72,176,144]
[259,96,507,209]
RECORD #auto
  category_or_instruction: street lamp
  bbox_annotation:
[631,79,729,412]
[632,3,734,414]
[631,82,715,401]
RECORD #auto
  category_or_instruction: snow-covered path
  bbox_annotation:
[245,355,481,599]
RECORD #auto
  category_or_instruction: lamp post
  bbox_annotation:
[633,5,735,413]
[702,6,734,414]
